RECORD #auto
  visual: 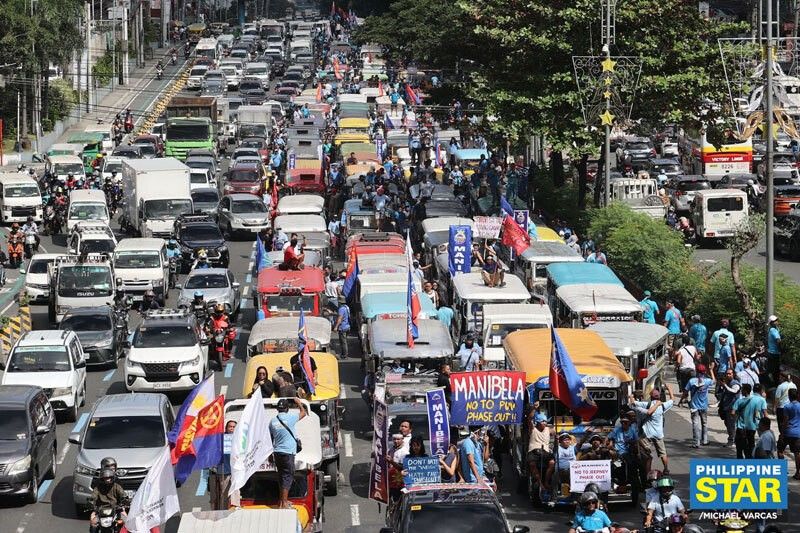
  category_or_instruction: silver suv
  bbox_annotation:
[69,393,174,511]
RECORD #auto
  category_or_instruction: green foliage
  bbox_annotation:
[45,78,77,131]
[726,213,766,258]
[92,53,114,87]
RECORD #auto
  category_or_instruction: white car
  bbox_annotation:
[187,64,209,90]
[100,157,124,181]
[189,168,216,190]
[219,65,240,90]
[244,62,270,87]
[25,253,60,303]
[1,330,87,421]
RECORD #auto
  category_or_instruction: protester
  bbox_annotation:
[249,366,275,398]
[781,388,800,479]
[633,384,674,474]
[711,319,737,374]
[732,382,767,459]
[459,427,489,484]
[688,315,708,362]
[767,315,782,386]
[681,364,715,448]
[439,443,460,482]
[333,295,351,359]
[526,411,553,491]
[775,372,797,458]
[268,398,307,509]
[675,340,697,397]
[456,333,483,371]
[209,420,237,510]
[640,290,659,324]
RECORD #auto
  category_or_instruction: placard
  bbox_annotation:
[426,389,449,457]
[473,216,503,239]
[449,371,526,425]
[569,459,611,492]
[402,456,441,487]
[368,398,389,503]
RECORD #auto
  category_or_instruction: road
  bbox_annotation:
[695,239,800,284]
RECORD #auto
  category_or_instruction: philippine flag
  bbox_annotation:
[298,309,316,396]
[405,233,420,348]
[342,249,359,299]
[549,328,598,421]
[405,84,420,105]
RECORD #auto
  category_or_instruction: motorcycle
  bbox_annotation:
[168,257,178,289]
[93,504,124,533]
[170,52,177,66]
[23,232,38,258]
[124,115,133,134]
[156,66,163,80]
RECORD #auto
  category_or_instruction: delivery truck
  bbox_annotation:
[164,96,218,159]
[236,104,272,139]
[120,158,193,238]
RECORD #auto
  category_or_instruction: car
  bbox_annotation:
[123,308,208,392]
[239,76,264,93]
[0,330,87,422]
[243,61,270,86]
[717,173,761,200]
[177,267,241,315]
[67,222,117,255]
[668,174,711,213]
[766,184,800,217]
[191,187,221,215]
[270,58,287,76]
[100,156,125,180]
[70,393,174,510]
[111,145,143,159]
[648,158,682,184]
[190,167,216,190]
[238,136,270,161]
[185,154,220,180]
[174,213,229,270]
[219,65,241,90]
[204,69,228,87]
[224,161,267,196]
[201,78,227,96]
[59,306,125,367]
[276,80,302,94]
[132,142,158,159]
[0,385,57,503]
[241,86,267,105]
[621,136,656,168]
[131,134,165,157]
[187,64,210,90]
[383,483,530,533]
[25,253,60,303]
[231,147,262,166]
[217,193,271,238]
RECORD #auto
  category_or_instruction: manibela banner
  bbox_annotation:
[369,397,389,503]
[426,389,450,457]
[228,387,274,496]
[570,459,611,492]
[448,225,472,276]
[449,371,526,425]
[124,448,180,533]
[403,456,441,487]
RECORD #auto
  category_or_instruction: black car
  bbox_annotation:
[240,87,267,106]
[270,58,287,77]
[0,385,57,503]
[59,306,125,367]
[774,212,800,259]
[174,214,229,272]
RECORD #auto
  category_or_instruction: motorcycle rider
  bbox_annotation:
[90,457,119,489]
[568,491,612,533]
[190,290,208,320]
[193,249,211,269]
[137,289,161,313]
[21,215,40,253]
[53,187,67,208]
[166,239,181,288]
[644,477,686,532]
[89,467,129,533]
[156,60,164,79]
[7,235,23,269]
[65,172,76,191]
[206,303,235,362]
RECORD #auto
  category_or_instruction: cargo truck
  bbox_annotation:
[236,105,272,138]
[164,96,218,159]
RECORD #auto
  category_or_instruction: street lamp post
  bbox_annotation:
[765,0,775,319]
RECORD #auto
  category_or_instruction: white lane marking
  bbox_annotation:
[344,432,353,457]
[220,385,228,398]
[340,384,347,399]
[15,512,33,533]
[192,507,201,512]
[57,443,71,465]
[242,285,250,297]
[350,504,360,526]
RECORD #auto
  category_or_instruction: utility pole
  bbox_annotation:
[31,0,40,154]
[122,6,130,85]
[86,1,91,113]
[765,0,775,319]
[601,0,615,206]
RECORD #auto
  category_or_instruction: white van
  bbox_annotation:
[0,173,43,223]
[113,238,170,304]
[691,188,749,242]
[67,189,109,229]
[482,303,553,369]
[45,154,86,183]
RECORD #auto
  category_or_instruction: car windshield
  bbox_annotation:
[240,140,264,149]
[61,314,111,331]
[708,196,745,212]
[136,144,156,156]
[114,251,161,268]
[677,181,710,191]
[190,173,209,184]
[166,124,210,141]
[83,415,165,449]
[241,472,308,501]
[653,164,680,174]
[57,265,113,297]
[239,81,261,91]
[232,199,267,213]
[0,410,28,439]
[183,224,222,241]
[229,169,260,182]
[265,295,314,312]
[404,502,507,532]
[774,176,797,186]
[190,67,208,77]
[68,203,108,221]
[776,187,800,197]
[192,190,220,203]
[104,161,122,174]
[144,199,193,219]
[5,184,40,198]
[28,258,52,274]
[8,345,71,372]
[486,323,548,347]
[81,239,116,255]
[626,142,651,151]
[133,325,197,348]
[246,67,267,75]
[234,150,259,159]
[185,273,228,289]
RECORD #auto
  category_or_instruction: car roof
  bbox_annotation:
[674,174,707,181]
[187,267,229,277]
[191,187,220,196]
[17,330,72,345]
[92,393,166,417]
[114,238,165,251]
[231,161,260,169]
[226,193,262,202]
[0,384,42,407]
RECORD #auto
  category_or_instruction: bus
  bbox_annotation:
[684,128,753,183]
[194,37,219,63]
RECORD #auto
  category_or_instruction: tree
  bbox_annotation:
[725,213,766,347]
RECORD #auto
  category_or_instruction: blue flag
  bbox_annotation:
[500,196,514,218]
[549,328,598,421]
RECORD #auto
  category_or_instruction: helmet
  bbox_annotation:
[683,526,704,533]
[100,468,116,486]
[28,168,35,175]
[193,291,204,299]
[67,172,74,177]
[214,303,225,314]
[27,215,33,222]
[168,239,178,247]
[579,491,598,509]
[100,457,117,470]
[197,249,208,260]
[145,289,156,298]
[584,483,602,495]
[657,477,675,489]
[670,514,686,526]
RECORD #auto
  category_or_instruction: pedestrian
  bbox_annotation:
[681,364,715,448]
[710,319,737,374]
[663,300,685,345]
[688,315,708,363]
[436,363,452,404]
[640,290,659,324]
[633,385,675,474]
[754,417,778,533]
[386,433,408,501]
[333,295,351,359]
[422,280,439,308]
[736,356,760,388]
[527,411,554,491]
[767,315,782,387]
[268,398,307,509]
[717,368,741,448]
[674,340,697,397]
[716,334,735,379]
[209,420,237,510]
[459,427,489,484]
[775,372,797,458]
[782,388,800,479]
[436,305,454,329]
[732,383,767,459]
[456,333,483,371]
[248,366,275,399]
[585,245,607,265]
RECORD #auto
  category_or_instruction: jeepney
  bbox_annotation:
[588,322,670,396]
[335,118,371,145]
[356,272,422,306]
[515,241,584,297]
[256,266,325,317]
[247,316,332,358]
[420,216,474,268]
[552,283,643,328]
[545,262,623,302]
[244,353,343,495]
[450,272,530,340]
[273,214,330,260]
[503,328,633,506]
[358,291,437,354]
[275,194,325,216]
[482,303,552,369]
[342,200,379,237]
[286,168,325,193]
[66,131,105,173]
[176,509,301,533]
[224,398,323,532]
[262,250,323,269]
[345,232,406,257]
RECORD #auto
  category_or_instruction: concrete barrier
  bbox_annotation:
[0,305,32,357]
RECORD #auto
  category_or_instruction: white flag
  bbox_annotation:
[124,448,180,533]
[229,387,274,496]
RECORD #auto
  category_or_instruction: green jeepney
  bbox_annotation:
[66,131,105,174]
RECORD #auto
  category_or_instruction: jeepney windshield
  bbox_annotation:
[240,472,308,501]
[264,294,315,313]
[485,323,548,347]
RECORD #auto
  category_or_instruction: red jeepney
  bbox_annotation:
[256,266,325,317]
[345,232,407,257]
[286,166,325,193]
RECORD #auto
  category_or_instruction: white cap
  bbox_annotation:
[769,315,778,323]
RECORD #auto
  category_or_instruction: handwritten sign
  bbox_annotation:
[403,456,441,487]
[570,460,611,492]
[473,216,503,239]
[449,371,526,425]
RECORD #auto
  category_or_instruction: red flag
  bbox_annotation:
[333,57,343,80]
[316,83,323,103]
[378,81,385,97]
[501,215,531,255]
[405,84,418,105]
[270,180,279,211]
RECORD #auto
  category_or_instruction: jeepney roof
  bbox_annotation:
[244,352,339,401]
[451,272,529,301]
[420,217,474,234]
[482,303,552,326]
[504,328,632,386]
[248,316,332,347]
[361,291,437,320]
[273,214,326,233]
[520,241,583,263]
[546,262,623,287]
[276,194,325,214]
[257,266,325,293]
[555,284,641,313]
[534,226,564,242]
[454,148,489,160]
[176,509,300,533]
[356,254,408,274]
[359,272,422,299]
[224,399,322,467]
[587,322,670,355]
[368,318,454,359]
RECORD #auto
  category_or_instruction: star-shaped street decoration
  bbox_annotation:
[599,109,615,126]
[604,76,612,86]
[603,90,612,99]
[601,57,616,72]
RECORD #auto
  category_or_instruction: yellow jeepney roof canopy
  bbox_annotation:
[243,352,340,401]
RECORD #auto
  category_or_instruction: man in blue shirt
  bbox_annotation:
[459,428,487,483]
[767,315,781,386]
[710,319,737,368]
[640,290,659,324]
[784,389,800,479]
[681,364,715,448]
[633,384,674,474]
[569,492,612,533]
[333,296,351,359]
[457,334,483,371]
[717,334,734,378]
[688,315,708,359]
[607,416,638,457]
[731,383,768,459]
[663,300,684,338]
[268,398,307,509]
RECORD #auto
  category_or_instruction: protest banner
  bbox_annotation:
[426,389,450,456]
[448,225,472,276]
[473,216,503,239]
[449,371,526,425]
[569,459,611,492]
[369,398,389,503]
[403,456,441,487]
